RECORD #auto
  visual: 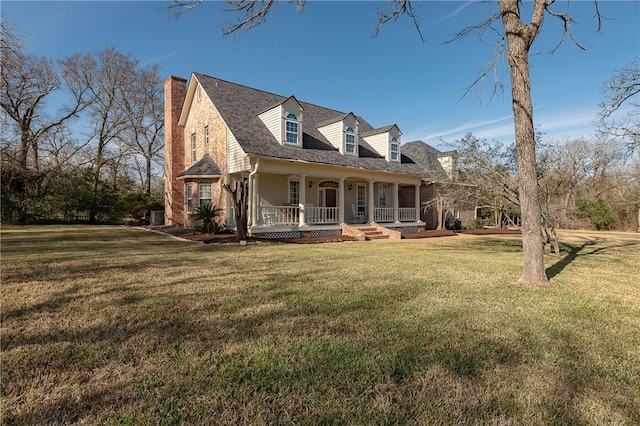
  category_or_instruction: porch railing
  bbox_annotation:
[373,207,417,222]
[260,205,299,225]
[307,207,339,224]
[259,205,416,226]
[398,208,417,222]
[260,205,340,225]
[374,207,395,222]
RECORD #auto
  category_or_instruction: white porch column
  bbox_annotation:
[415,183,422,223]
[251,173,259,226]
[299,174,306,226]
[338,177,345,224]
[393,182,400,223]
[368,180,375,224]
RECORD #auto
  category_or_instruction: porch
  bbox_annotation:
[256,204,420,227]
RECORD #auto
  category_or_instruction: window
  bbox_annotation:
[378,186,387,207]
[191,133,196,162]
[285,112,298,144]
[197,85,202,101]
[186,184,193,213]
[357,184,366,212]
[289,180,300,205]
[199,183,212,207]
[345,126,356,154]
[390,137,399,161]
[205,125,209,144]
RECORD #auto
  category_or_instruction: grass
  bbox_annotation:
[1,225,639,425]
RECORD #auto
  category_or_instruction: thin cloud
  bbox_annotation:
[420,113,513,141]
[143,47,188,66]
[431,1,474,24]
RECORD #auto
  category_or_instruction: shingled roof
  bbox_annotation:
[177,154,222,180]
[400,140,459,181]
[193,73,432,176]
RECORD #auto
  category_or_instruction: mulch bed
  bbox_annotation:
[145,225,520,244]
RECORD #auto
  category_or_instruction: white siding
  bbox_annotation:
[318,121,343,152]
[438,156,454,180]
[363,133,389,160]
[227,130,250,173]
[258,106,281,143]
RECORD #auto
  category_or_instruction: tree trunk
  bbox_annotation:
[223,179,249,241]
[500,0,549,286]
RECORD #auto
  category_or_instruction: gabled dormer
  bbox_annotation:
[258,96,304,147]
[362,124,402,163]
[317,113,359,156]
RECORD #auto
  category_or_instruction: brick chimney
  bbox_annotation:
[163,76,188,225]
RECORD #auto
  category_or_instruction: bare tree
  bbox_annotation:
[1,17,90,223]
[62,48,157,222]
[223,178,249,241]
[453,133,519,227]
[121,66,165,195]
[169,0,607,286]
[599,58,640,155]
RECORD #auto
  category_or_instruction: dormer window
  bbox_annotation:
[258,97,303,147]
[390,137,399,161]
[285,112,299,144]
[345,126,356,154]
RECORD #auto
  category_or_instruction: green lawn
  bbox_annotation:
[2,225,639,425]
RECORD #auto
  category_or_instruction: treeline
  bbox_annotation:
[1,18,164,224]
[454,133,639,232]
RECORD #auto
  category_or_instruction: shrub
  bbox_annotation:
[576,198,617,230]
[473,217,484,229]
[190,203,224,234]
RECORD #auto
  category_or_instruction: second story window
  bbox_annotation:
[205,125,209,144]
[191,133,197,162]
[390,137,399,161]
[345,126,356,154]
[285,112,299,144]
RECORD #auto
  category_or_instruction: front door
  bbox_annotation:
[318,181,339,222]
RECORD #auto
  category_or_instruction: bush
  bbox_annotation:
[576,198,617,230]
[445,218,462,231]
[190,203,224,234]
[472,217,484,229]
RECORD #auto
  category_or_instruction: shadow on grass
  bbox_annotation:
[546,239,639,280]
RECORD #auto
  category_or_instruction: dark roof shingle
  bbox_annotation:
[193,72,452,178]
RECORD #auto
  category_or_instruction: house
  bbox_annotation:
[164,73,474,239]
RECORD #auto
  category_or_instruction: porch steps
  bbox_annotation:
[359,227,390,241]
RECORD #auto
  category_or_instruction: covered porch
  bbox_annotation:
[237,159,424,237]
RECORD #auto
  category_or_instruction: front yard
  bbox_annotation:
[1,225,639,424]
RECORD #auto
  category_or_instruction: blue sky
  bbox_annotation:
[3,0,639,150]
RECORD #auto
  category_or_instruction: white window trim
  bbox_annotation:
[285,112,300,145]
[191,133,197,162]
[390,136,399,162]
[345,126,357,156]
[288,178,300,205]
[186,183,193,213]
[198,183,212,207]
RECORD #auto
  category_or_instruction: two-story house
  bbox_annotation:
[164,73,471,239]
